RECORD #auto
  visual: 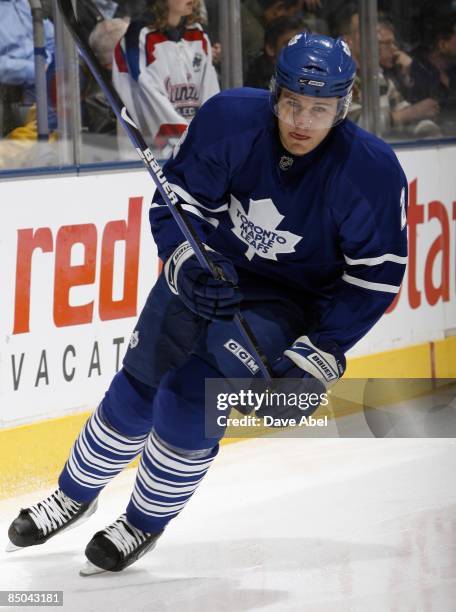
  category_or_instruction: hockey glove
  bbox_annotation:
[256,336,346,421]
[164,241,242,321]
[274,336,346,386]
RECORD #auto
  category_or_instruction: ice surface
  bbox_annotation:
[1,438,456,611]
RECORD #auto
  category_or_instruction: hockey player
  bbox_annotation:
[7,33,408,574]
[113,0,220,159]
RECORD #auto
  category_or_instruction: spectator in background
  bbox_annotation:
[408,18,456,134]
[203,0,221,81]
[244,15,306,89]
[75,0,117,40]
[82,17,130,137]
[340,8,440,137]
[203,0,219,44]
[0,0,54,135]
[377,17,413,94]
[113,0,219,159]
[90,18,131,69]
[299,0,328,35]
[241,0,301,74]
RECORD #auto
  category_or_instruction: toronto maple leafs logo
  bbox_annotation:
[229,196,302,261]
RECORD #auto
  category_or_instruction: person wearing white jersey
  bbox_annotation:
[112,0,219,158]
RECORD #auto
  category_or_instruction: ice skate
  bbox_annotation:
[6,489,98,551]
[80,513,163,575]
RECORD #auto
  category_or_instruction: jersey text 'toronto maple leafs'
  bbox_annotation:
[229,195,303,261]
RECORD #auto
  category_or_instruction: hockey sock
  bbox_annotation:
[59,405,148,503]
[126,429,219,533]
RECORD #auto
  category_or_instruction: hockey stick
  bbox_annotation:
[57,0,273,380]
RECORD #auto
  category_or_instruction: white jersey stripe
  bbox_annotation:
[344,253,408,266]
[180,204,219,228]
[342,273,400,294]
[151,202,219,227]
[169,183,229,213]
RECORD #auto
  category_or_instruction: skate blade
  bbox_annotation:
[5,541,22,553]
[79,560,108,576]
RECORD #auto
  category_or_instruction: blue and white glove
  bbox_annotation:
[164,241,242,321]
[274,335,346,387]
[255,336,346,422]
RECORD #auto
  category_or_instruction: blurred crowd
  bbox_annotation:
[1,0,455,169]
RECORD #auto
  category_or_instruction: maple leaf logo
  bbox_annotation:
[229,195,302,261]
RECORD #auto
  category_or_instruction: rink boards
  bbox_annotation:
[0,144,455,497]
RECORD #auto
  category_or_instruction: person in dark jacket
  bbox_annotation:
[408,17,456,134]
[244,15,306,89]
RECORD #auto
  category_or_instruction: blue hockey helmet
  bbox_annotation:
[271,33,357,129]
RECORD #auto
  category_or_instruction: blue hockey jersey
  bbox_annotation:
[150,88,408,353]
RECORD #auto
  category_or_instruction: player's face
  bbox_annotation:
[277,90,338,155]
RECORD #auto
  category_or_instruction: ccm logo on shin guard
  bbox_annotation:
[224,340,259,374]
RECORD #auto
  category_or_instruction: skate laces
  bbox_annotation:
[102,514,148,557]
[28,489,82,535]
